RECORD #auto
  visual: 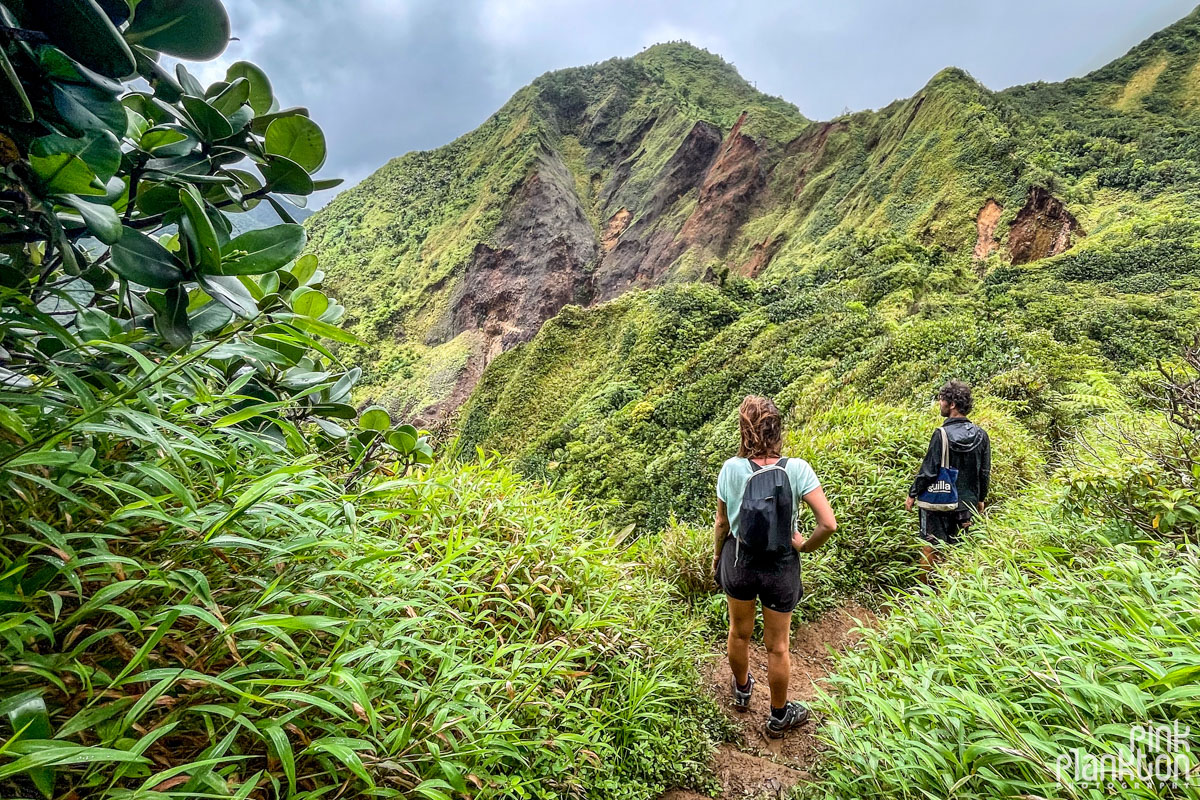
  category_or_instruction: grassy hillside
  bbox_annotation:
[309,9,1200,425]
[457,232,1195,523]
[306,43,807,421]
[811,408,1200,797]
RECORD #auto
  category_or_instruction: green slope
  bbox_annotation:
[308,8,1200,421]
[306,43,807,420]
[456,8,1200,533]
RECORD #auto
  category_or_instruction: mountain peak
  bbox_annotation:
[633,40,730,65]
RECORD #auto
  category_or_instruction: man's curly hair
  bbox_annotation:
[938,380,974,415]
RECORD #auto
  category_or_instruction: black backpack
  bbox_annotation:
[735,457,794,562]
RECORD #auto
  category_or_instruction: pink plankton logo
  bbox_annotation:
[1055,722,1197,789]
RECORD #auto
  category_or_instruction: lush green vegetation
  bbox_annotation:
[307,7,1200,426]
[9,3,1200,799]
[810,375,1200,798]
[0,4,717,799]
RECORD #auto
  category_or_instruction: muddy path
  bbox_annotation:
[661,605,875,799]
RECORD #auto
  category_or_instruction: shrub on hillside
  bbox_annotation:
[2,429,717,798]
[1062,339,1200,541]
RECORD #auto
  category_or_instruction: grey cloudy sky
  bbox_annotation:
[197,0,1198,207]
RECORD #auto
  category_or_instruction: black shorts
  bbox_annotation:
[919,506,974,547]
[717,542,802,614]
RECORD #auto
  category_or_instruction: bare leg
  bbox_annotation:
[919,544,937,582]
[762,607,793,708]
[726,597,756,686]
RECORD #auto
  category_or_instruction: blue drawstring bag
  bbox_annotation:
[916,427,959,511]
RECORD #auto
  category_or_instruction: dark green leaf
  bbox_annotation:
[313,417,349,439]
[122,91,169,124]
[62,196,122,244]
[312,402,357,419]
[51,79,127,136]
[0,47,32,122]
[198,274,257,319]
[29,131,120,195]
[259,155,314,195]
[227,102,254,132]
[111,227,186,288]
[225,60,272,114]
[265,195,297,224]
[180,95,233,142]
[149,285,192,349]
[327,367,360,402]
[35,0,136,79]
[313,178,345,191]
[132,49,183,102]
[143,151,209,179]
[219,224,306,275]
[178,186,221,274]
[124,0,231,60]
[210,76,249,117]
[174,63,204,97]
[188,300,233,335]
[253,329,306,365]
[135,181,183,215]
[265,115,326,172]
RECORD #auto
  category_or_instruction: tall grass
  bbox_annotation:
[810,485,1200,799]
[1,372,715,800]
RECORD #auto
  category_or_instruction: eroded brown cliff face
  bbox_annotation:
[590,120,724,299]
[739,234,786,277]
[974,199,1003,260]
[424,111,783,415]
[442,155,597,350]
[589,113,774,299]
[1008,187,1082,264]
[678,112,768,256]
[420,103,1055,421]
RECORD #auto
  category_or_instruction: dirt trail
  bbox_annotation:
[661,605,875,800]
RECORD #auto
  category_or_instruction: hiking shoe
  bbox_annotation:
[731,673,755,712]
[765,701,810,738]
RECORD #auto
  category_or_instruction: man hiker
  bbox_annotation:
[904,380,991,575]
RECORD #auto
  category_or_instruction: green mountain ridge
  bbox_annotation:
[309,9,1200,436]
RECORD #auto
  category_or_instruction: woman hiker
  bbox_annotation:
[712,395,837,738]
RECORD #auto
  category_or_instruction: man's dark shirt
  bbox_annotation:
[908,416,991,511]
